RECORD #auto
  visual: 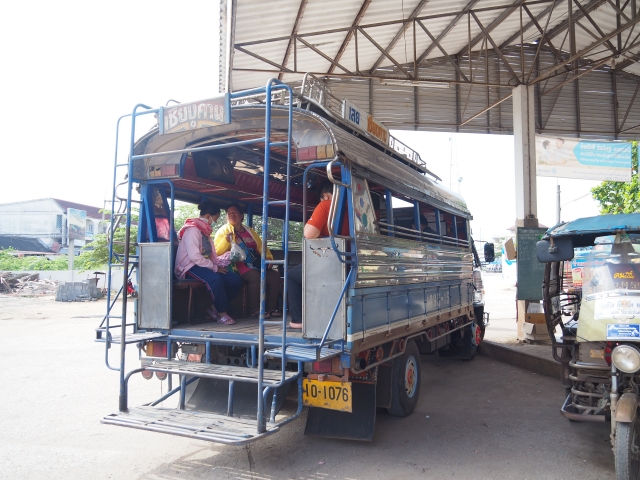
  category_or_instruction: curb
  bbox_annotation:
[478,340,561,379]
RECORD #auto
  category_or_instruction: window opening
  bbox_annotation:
[456,217,468,242]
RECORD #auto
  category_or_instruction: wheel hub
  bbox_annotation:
[475,324,482,346]
[405,356,418,398]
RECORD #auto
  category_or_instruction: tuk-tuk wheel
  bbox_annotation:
[615,414,640,480]
[387,339,421,417]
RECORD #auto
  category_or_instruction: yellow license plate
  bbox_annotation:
[302,379,352,412]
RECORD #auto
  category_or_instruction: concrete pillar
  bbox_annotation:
[512,84,538,224]
[512,84,539,340]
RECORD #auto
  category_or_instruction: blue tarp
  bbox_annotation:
[546,214,640,238]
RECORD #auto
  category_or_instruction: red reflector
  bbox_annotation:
[605,342,615,366]
[141,369,153,380]
[312,359,332,373]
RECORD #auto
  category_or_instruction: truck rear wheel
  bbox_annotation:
[387,339,421,417]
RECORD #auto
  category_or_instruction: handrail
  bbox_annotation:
[319,269,354,350]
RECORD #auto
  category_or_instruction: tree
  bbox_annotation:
[591,141,639,214]
[77,209,138,269]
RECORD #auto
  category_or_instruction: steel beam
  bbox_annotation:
[358,27,412,78]
[534,14,640,82]
[296,36,355,75]
[279,0,308,80]
[573,0,618,53]
[369,0,429,74]
[620,81,640,129]
[499,0,564,48]
[416,0,481,65]
[472,11,521,84]
[327,0,372,75]
[416,19,470,82]
[456,0,526,58]
[460,93,513,126]
[235,46,294,73]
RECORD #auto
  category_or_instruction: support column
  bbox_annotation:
[512,84,539,340]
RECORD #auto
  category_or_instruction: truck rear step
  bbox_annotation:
[144,360,298,385]
[95,330,166,344]
[266,345,342,362]
[102,406,279,445]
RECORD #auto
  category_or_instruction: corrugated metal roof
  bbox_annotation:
[220,0,640,138]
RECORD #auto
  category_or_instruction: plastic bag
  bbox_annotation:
[230,242,246,263]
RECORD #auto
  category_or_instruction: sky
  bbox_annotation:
[0,1,602,240]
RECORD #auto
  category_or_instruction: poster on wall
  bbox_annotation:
[535,136,632,181]
[67,208,86,242]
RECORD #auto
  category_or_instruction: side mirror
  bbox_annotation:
[536,237,574,263]
[484,242,495,263]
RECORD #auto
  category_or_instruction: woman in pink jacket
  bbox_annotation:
[174,202,243,325]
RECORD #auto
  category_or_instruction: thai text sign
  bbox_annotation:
[342,99,389,145]
[536,135,632,181]
[67,208,86,241]
[159,94,231,135]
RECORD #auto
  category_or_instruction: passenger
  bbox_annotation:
[174,201,243,325]
[287,181,338,329]
[214,203,282,318]
[412,214,437,236]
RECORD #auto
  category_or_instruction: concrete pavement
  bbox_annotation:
[0,292,615,479]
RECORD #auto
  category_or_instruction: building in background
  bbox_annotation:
[0,198,109,254]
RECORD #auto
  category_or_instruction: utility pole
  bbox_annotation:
[556,184,561,224]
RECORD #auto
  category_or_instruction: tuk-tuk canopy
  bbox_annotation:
[544,214,640,248]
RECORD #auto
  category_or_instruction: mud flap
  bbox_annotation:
[186,379,289,420]
[304,382,376,441]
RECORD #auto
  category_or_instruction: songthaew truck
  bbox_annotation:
[97,76,490,444]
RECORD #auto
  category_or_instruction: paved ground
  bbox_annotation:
[0,286,615,480]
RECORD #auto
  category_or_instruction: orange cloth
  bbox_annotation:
[307,199,349,237]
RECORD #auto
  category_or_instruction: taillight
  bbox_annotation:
[146,341,167,358]
[605,342,615,366]
[312,359,332,373]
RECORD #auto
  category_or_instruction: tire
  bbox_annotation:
[459,322,479,360]
[615,416,640,480]
[387,339,421,417]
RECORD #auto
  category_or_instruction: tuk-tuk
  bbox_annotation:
[537,213,640,479]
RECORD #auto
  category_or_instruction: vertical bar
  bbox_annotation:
[355,28,360,75]
[369,78,374,116]
[247,204,254,228]
[414,86,419,131]
[453,215,459,246]
[179,375,186,409]
[413,201,421,238]
[270,388,278,423]
[468,12,473,83]
[613,71,620,139]
[413,20,417,80]
[119,104,153,412]
[434,209,442,239]
[385,188,394,236]
[228,380,235,417]
[455,55,461,132]
[206,342,211,364]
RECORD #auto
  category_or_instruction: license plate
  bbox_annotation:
[302,379,352,412]
[607,324,640,340]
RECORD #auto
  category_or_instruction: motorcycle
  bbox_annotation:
[537,213,640,480]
